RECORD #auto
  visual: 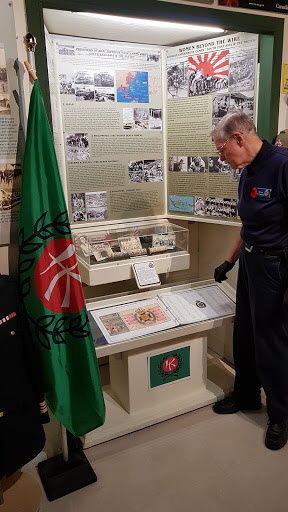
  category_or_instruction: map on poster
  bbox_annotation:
[116,71,149,103]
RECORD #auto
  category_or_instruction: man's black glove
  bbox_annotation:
[214,260,234,283]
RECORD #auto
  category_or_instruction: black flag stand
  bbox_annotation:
[37,425,97,501]
[24,33,98,502]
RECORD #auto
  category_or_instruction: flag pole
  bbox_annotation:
[23,33,98,501]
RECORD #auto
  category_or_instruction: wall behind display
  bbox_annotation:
[167,31,258,222]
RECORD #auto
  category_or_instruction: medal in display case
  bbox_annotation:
[72,220,189,286]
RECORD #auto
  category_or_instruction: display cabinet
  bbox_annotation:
[72,220,190,286]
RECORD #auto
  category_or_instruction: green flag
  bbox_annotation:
[18,80,105,436]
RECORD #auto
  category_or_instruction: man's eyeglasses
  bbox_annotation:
[217,135,233,155]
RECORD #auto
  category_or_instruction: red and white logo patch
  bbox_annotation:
[162,357,178,373]
[34,238,84,314]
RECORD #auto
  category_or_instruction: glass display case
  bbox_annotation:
[72,220,189,286]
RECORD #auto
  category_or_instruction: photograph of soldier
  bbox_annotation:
[209,156,231,173]
[94,71,114,88]
[212,94,230,118]
[94,88,115,102]
[195,196,206,215]
[0,164,21,210]
[188,156,208,172]
[66,133,90,161]
[71,193,87,222]
[129,160,144,183]
[59,74,75,95]
[167,62,188,99]
[134,108,149,130]
[85,191,107,221]
[168,156,187,172]
[205,197,237,218]
[229,91,254,118]
[143,160,163,182]
[58,44,75,55]
[229,49,255,92]
[188,50,229,96]
[149,108,162,130]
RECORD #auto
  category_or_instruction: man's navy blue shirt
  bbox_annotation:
[238,140,288,248]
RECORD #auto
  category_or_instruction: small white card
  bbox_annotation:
[132,260,161,289]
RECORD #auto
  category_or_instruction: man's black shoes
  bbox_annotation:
[213,393,262,414]
[265,421,288,450]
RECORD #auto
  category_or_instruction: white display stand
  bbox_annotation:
[84,280,235,448]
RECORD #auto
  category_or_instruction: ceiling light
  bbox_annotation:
[77,12,224,33]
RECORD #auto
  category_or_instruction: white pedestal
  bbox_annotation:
[84,333,223,448]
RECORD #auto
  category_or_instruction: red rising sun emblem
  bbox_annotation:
[251,187,257,198]
[34,238,84,314]
[162,357,178,373]
[188,50,229,79]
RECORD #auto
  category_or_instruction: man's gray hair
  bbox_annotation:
[211,111,256,139]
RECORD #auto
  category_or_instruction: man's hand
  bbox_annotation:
[214,260,235,283]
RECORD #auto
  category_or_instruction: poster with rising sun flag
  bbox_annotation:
[188,50,229,96]
[18,80,105,436]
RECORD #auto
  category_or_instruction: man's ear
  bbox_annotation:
[233,131,244,147]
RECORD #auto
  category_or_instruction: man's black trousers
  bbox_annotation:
[233,245,288,422]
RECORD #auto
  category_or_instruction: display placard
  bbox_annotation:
[132,260,161,289]
[149,346,191,389]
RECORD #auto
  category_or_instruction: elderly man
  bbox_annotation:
[212,111,288,450]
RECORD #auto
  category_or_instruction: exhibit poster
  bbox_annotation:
[149,346,191,389]
[46,32,258,225]
[166,32,258,221]
[47,35,164,223]
[0,4,24,245]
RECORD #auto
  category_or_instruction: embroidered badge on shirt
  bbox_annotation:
[251,187,272,199]
[0,312,16,325]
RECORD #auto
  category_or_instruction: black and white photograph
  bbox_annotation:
[134,108,149,130]
[167,62,188,99]
[230,91,254,118]
[229,49,256,93]
[194,197,206,216]
[188,50,229,97]
[0,50,8,95]
[209,156,231,173]
[66,133,90,161]
[0,164,22,211]
[188,156,208,172]
[149,109,162,130]
[212,117,221,131]
[143,160,163,182]
[75,84,94,101]
[123,108,134,130]
[205,197,237,218]
[147,54,160,62]
[128,160,144,183]
[212,94,230,118]
[71,193,87,222]
[58,44,75,56]
[231,168,243,182]
[95,87,115,102]
[59,74,75,95]
[168,156,187,172]
[0,94,10,115]
[74,70,94,85]
[85,191,107,221]
[94,71,114,88]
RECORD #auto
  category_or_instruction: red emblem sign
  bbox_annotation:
[251,187,257,198]
[162,357,178,373]
[34,238,84,314]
